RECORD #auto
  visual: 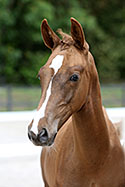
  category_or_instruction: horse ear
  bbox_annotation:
[41,19,60,50]
[70,17,85,49]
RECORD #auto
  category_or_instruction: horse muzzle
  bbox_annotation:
[28,128,57,146]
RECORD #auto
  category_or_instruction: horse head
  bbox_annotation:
[28,18,96,146]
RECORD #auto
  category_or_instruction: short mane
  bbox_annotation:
[57,29,74,50]
[57,28,89,51]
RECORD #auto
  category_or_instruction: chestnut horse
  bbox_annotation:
[28,18,125,186]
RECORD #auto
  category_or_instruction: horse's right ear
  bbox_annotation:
[41,19,60,50]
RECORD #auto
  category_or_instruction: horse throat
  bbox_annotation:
[72,74,110,170]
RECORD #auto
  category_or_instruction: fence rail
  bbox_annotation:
[0,86,41,111]
[0,84,125,111]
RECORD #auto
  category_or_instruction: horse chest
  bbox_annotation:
[44,154,125,187]
[55,167,99,187]
[55,157,96,187]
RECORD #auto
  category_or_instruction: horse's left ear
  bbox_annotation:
[71,18,85,50]
[41,19,60,50]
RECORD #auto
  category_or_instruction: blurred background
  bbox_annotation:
[0,0,125,187]
[0,0,125,110]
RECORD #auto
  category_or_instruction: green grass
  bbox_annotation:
[0,86,41,111]
[101,85,123,108]
[0,84,125,111]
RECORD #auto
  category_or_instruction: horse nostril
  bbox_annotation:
[28,131,32,140]
[38,128,48,143]
[28,131,37,141]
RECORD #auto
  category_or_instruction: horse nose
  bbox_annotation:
[28,130,37,141]
[37,128,49,144]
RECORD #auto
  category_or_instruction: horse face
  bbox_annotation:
[28,18,90,146]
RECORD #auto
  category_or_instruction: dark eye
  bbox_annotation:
[38,75,40,80]
[69,74,79,82]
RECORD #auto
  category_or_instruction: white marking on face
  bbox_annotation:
[30,81,52,134]
[30,55,64,134]
[50,55,64,74]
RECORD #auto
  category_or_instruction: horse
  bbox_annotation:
[28,18,125,186]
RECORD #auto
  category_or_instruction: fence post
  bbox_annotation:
[6,85,13,111]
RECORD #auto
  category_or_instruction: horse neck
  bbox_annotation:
[72,69,110,169]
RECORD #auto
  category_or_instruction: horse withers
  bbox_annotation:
[28,18,125,187]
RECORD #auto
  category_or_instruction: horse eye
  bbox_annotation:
[38,75,40,80]
[69,74,79,82]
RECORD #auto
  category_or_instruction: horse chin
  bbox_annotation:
[47,132,57,146]
[31,140,54,147]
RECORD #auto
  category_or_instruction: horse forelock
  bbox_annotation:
[57,29,74,50]
[57,29,89,51]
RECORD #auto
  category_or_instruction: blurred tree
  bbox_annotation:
[0,0,52,84]
[79,0,125,82]
[0,0,124,85]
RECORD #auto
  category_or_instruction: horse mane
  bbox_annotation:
[57,29,74,50]
[57,29,89,51]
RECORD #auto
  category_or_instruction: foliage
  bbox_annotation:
[0,0,124,85]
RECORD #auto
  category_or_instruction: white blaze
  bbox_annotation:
[50,55,64,74]
[31,55,64,134]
